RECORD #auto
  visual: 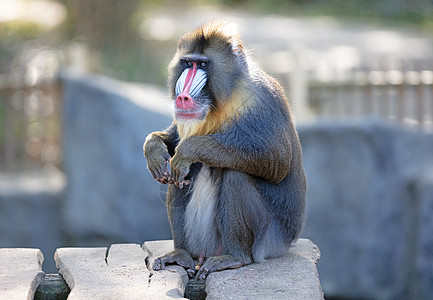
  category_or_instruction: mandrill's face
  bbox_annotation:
[167,22,246,126]
[172,54,211,121]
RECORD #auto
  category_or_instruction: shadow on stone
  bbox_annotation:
[34,274,70,300]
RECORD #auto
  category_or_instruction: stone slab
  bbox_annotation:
[142,240,189,299]
[144,239,322,300]
[0,248,44,300]
[205,239,323,300]
[55,243,186,299]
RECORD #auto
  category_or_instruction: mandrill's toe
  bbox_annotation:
[151,249,196,275]
[196,255,245,280]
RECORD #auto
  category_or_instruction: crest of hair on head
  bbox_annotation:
[202,20,242,53]
[202,20,239,36]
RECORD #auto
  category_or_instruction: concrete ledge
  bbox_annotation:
[55,242,188,299]
[205,239,323,300]
[143,240,189,299]
[144,239,323,300]
[55,244,153,299]
[0,239,322,299]
[0,248,44,300]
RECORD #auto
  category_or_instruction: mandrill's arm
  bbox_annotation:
[170,126,293,185]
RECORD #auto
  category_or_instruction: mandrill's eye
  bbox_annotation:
[187,61,192,67]
[200,61,207,68]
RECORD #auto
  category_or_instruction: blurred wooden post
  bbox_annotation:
[289,50,309,123]
[416,81,424,125]
[365,80,373,115]
[397,65,406,121]
[414,63,425,125]
[4,91,15,171]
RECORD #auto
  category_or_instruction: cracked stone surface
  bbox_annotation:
[55,243,187,299]
[146,239,323,300]
[0,248,45,300]
[54,240,322,299]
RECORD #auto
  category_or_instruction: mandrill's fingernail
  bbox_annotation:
[187,269,195,278]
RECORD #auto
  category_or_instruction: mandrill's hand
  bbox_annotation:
[170,143,194,189]
[143,137,171,184]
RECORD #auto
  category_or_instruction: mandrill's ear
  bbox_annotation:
[230,38,242,56]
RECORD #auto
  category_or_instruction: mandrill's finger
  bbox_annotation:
[150,160,166,178]
[163,171,175,184]
[177,173,186,188]
[196,267,210,281]
[187,268,196,278]
[170,167,179,184]
[149,157,171,182]
[156,177,168,184]
[177,179,191,189]
[148,167,161,180]
[149,168,162,181]
[155,169,165,180]
[152,257,163,271]
[160,159,169,177]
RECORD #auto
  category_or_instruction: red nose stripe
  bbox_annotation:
[183,62,197,94]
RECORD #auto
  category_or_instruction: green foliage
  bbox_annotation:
[211,0,433,27]
[1,0,432,85]
[0,21,46,40]
[100,41,175,85]
[0,101,5,145]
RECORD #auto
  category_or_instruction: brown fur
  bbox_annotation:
[176,80,254,140]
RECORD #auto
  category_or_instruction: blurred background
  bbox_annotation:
[1,0,433,299]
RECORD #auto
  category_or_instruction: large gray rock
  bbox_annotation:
[61,70,173,245]
[0,167,65,273]
[298,120,433,300]
[411,168,433,300]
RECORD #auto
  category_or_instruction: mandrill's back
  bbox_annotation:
[221,58,307,247]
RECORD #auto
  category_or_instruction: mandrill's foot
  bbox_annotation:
[196,255,246,281]
[152,248,196,277]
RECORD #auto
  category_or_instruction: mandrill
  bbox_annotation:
[143,20,306,280]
